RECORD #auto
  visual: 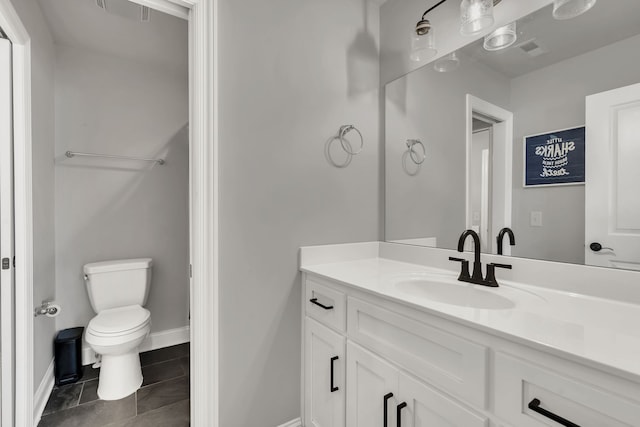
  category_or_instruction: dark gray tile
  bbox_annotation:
[79,379,99,405]
[137,376,189,415]
[38,394,136,427]
[140,343,190,367]
[42,383,83,415]
[141,358,184,387]
[106,399,190,427]
[81,365,100,382]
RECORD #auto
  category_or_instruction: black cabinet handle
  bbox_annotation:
[396,402,407,427]
[330,356,339,392]
[383,393,393,427]
[528,398,581,427]
[309,298,334,310]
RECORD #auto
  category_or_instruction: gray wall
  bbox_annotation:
[510,33,640,264]
[385,54,511,249]
[10,0,57,391]
[218,0,382,425]
[53,45,189,335]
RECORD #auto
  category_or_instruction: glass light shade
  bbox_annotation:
[460,0,494,36]
[552,0,597,20]
[410,29,437,62]
[434,52,460,72]
[483,22,517,51]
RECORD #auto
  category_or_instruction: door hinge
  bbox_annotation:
[2,258,10,270]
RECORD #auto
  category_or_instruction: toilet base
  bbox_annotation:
[97,352,143,400]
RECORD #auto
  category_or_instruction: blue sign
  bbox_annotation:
[524,126,585,187]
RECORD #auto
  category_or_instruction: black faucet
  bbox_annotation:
[496,227,515,255]
[456,230,484,284]
[449,229,512,287]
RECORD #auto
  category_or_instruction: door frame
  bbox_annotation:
[0,0,219,425]
[465,95,513,254]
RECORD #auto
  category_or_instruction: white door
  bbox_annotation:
[585,82,640,270]
[346,342,398,427]
[304,319,346,427]
[397,371,487,427]
[0,36,15,427]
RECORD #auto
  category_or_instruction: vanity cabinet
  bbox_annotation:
[301,272,640,427]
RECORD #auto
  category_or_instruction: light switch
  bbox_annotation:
[530,211,543,227]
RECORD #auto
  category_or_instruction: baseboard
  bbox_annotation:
[33,359,55,425]
[277,418,302,427]
[82,325,190,365]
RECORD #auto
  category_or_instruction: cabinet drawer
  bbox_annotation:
[347,297,488,408]
[494,352,640,427]
[306,278,346,333]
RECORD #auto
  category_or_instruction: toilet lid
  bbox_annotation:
[88,305,150,335]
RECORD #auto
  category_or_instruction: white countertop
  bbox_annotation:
[301,255,640,382]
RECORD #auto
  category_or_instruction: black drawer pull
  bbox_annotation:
[528,398,581,427]
[397,402,407,427]
[330,356,339,392]
[383,393,393,427]
[310,298,333,310]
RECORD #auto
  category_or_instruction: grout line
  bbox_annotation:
[76,382,85,408]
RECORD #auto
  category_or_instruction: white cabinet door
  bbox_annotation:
[304,318,346,427]
[346,342,399,427]
[398,371,488,427]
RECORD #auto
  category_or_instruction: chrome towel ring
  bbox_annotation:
[339,125,364,155]
[406,139,426,164]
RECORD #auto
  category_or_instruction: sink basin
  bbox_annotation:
[388,273,544,310]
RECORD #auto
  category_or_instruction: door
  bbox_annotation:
[304,318,345,427]
[397,371,488,427]
[585,82,640,270]
[0,36,15,427]
[346,342,398,427]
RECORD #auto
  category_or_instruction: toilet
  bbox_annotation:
[83,258,153,400]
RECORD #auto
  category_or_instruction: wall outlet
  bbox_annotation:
[530,211,543,227]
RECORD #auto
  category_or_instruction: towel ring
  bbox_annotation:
[406,139,426,165]
[339,125,364,155]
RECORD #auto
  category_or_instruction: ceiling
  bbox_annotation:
[38,0,187,76]
[460,0,640,79]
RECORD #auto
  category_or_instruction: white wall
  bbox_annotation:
[218,0,381,425]
[510,33,640,264]
[9,0,57,391]
[53,45,189,336]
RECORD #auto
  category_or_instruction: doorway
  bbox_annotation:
[465,95,514,255]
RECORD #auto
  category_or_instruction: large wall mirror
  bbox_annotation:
[385,0,640,271]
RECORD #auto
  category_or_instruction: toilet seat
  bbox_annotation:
[87,305,151,337]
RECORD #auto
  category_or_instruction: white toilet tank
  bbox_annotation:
[84,258,152,313]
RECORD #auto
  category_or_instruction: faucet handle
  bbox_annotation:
[484,263,512,287]
[449,257,471,281]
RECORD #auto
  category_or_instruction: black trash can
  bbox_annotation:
[54,327,84,386]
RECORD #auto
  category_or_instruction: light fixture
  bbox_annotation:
[552,0,597,20]
[483,21,516,51]
[434,51,460,72]
[410,20,437,62]
[460,0,495,36]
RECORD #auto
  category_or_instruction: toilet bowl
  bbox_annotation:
[85,305,151,400]
[83,258,153,401]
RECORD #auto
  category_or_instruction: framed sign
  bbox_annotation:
[523,126,585,187]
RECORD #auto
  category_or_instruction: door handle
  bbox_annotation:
[330,356,339,392]
[589,242,613,252]
[396,402,407,427]
[528,398,580,427]
[383,393,393,427]
[309,298,334,310]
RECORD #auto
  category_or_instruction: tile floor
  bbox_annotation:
[38,343,190,427]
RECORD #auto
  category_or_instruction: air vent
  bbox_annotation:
[517,39,548,58]
[141,6,150,22]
